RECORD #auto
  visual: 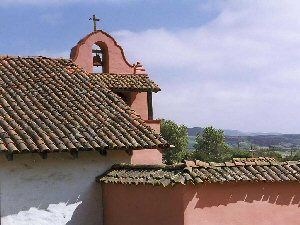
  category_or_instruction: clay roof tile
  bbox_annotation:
[0,56,168,154]
[97,158,300,187]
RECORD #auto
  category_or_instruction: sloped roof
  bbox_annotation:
[97,158,300,187]
[0,56,168,154]
[91,73,161,92]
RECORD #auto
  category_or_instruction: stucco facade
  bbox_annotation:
[184,183,300,225]
[71,31,136,74]
[102,184,184,225]
[131,149,163,165]
[130,92,149,120]
[0,151,131,225]
[70,30,164,167]
[131,120,162,165]
[0,28,166,225]
[102,182,300,225]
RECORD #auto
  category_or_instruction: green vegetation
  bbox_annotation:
[161,120,300,164]
[284,150,300,161]
[161,119,189,164]
[192,126,229,162]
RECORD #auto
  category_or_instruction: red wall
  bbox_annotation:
[183,183,300,225]
[129,91,163,165]
[131,149,163,165]
[102,182,300,225]
[145,120,161,133]
[130,92,148,120]
[102,183,184,225]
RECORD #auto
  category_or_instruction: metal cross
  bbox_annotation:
[89,15,100,32]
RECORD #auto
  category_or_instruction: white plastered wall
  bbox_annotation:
[0,151,131,225]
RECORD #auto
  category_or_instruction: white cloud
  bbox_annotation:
[114,0,300,133]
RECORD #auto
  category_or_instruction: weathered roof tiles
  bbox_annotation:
[97,158,300,187]
[91,73,161,92]
[0,56,168,154]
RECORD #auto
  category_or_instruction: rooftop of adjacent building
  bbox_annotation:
[97,157,300,186]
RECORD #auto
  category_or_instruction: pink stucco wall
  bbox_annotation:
[130,119,162,165]
[131,149,163,165]
[130,92,148,120]
[129,91,162,165]
[102,182,300,225]
[102,183,183,225]
[145,120,161,132]
[183,183,300,225]
[71,31,135,73]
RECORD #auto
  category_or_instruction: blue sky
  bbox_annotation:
[0,0,218,55]
[1,0,300,133]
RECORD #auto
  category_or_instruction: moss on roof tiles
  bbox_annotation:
[98,158,300,186]
[0,56,168,153]
[91,73,161,92]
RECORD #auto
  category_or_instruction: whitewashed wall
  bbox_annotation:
[0,151,131,225]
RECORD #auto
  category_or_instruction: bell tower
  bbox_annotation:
[70,29,141,74]
[70,18,163,164]
[70,15,147,74]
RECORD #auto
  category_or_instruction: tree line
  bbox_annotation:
[161,119,300,164]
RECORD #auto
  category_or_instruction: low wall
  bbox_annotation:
[183,182,300,225]
[0,151,131,225]
[102,183,183,225]
[102,182,300,225]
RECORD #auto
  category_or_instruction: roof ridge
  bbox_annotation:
[184,158,300,168]
[107,159,300,171]
[111,163,186,170]
[99,159,300,186]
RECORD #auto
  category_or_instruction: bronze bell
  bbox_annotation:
[93,53,102,67]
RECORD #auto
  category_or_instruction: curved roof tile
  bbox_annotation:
[0,56,168,153]
[91,73,161,92]
[98,158,300,186]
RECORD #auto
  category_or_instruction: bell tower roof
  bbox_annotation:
[70,30,146,74]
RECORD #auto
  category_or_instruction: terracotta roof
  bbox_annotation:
[97,158,300,187]
[91,73,161,92]
[0,56,168,154]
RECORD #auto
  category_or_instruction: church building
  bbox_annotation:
[0,17,168,225]
[1,16,300,225]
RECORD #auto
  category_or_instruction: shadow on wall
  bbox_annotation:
[184,183,300,209]
[67,182,102,225]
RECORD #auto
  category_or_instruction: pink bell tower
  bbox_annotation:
[70,19,163,165]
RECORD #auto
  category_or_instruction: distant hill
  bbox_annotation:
[188,127,204,136]
[188,127,281,137]
[188,127,300,150]
[226,134,300,148]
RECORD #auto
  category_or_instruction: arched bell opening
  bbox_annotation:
[92,42,109,73]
